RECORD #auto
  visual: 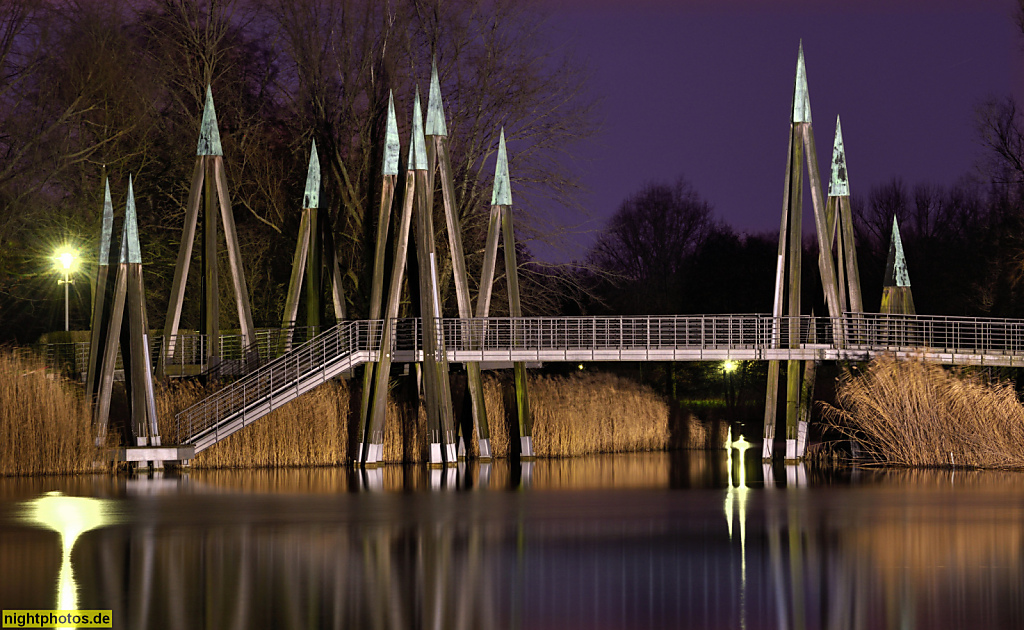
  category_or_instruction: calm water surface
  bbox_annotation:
[2,451,1024,629]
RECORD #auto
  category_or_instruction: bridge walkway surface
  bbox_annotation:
[174,312,1024,454]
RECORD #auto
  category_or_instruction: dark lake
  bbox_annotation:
[2,450,1023,629]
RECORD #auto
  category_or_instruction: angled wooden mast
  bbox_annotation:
[356,63,538,465]
[94,177,159,450]
[880,217,916,314]
[361,88,458,468]
[762,43,845,463]
[281,140,346,350]
[159,85,257,377]
[826,116,864,314]
[476,129,534,458]
[85,177,114,405]
[412,85,459,468]
[423,60,493,461]
[357,91,401,465]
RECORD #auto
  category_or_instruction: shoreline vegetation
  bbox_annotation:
[0,352,96,477]
[1,350,724,476]
[11,348,1024,476]
[825,357,1024,469]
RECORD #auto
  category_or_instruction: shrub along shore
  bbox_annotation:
[1,351,722,476]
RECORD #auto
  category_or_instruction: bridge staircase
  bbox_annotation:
[174,320,380,454]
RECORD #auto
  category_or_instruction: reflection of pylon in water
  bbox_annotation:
[160,85,257,378]
[280,140,346,351]
[762,43,856,463]
[880,217,916,315]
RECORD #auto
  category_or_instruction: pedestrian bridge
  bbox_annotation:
[173,312,1024,453]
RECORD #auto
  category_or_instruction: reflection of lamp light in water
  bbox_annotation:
[724,428,752,630]
[21,492,117,623]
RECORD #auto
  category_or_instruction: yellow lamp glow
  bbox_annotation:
[53,247,79,273]
[21,492,118,619]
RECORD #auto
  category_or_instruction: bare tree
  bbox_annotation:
[589,178,714,314]
[260,0,596,315]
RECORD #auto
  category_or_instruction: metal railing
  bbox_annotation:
[159,311,1024,449]
[174,320,380,445]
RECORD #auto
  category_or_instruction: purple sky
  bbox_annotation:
[530,0,1023,263]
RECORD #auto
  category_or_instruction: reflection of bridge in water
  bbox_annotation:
[7,460,1024,630]
[174,312,1024,454]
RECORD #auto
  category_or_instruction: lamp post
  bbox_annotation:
[55,247,78,332]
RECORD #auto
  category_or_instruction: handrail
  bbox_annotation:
[171,312,1024,449]
[174,320,382,444]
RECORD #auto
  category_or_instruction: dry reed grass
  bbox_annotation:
[0,351,96,476]
[154,370,685,468]
[156,379,352,468]
[526,373,669,456]
[824,357,1024,469]
[466,372,672,458]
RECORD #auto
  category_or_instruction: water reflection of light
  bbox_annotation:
[725,428,751,630]
[21,492,117,624]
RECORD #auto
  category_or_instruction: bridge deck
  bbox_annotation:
[173,313,1024,454]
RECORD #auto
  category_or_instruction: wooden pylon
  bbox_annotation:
[880,217,916,314]
[280,140,347,350]
[762,43,844,463]
[423,60,492,461]
[826,116,864,314]
[85,177,114,405]
[356,91,401,466]
[476,129,534,458]
[363,88,457,468]
[159,85,257,378]
[94,177,160,451]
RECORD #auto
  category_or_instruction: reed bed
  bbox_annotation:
[825,357,1024,468]
[153,371,680,468]
[525,373,669,457]
[156,379,352,469]
[0,351,96,476]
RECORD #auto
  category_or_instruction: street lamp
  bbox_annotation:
[54,246,79,332]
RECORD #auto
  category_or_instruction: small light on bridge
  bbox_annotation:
[723,360,738,373]
[577,363,584,371]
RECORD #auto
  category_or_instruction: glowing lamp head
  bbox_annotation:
[54,247,79,273]
[723,360,738,373]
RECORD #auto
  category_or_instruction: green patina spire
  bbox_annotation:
[121,176,142,264]
[491,128,512,206]
[425,58,448,137]
[99,178,114,265]
[383,91,400,176]
[884,217,911,288]
[303,140,320,209]
[792,41,812,124]
[196,85,223,156]
[829,116,849,197]
[408,87,428,171]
